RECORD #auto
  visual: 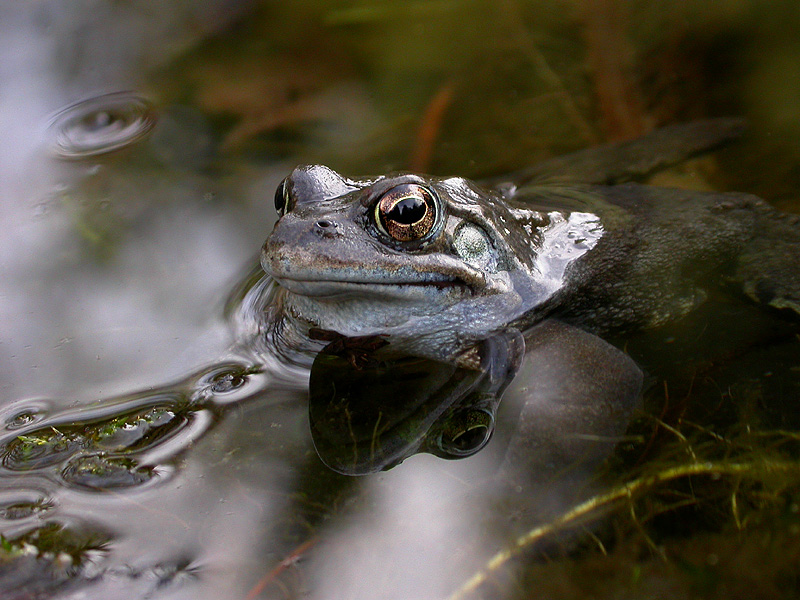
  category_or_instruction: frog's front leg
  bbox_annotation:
[495,320,643,485]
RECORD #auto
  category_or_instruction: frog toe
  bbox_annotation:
[742,276,800,317]
[735,211,800,319]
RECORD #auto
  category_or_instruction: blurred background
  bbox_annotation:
[1,1,799,599]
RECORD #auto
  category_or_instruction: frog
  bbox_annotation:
[257,119,800,475]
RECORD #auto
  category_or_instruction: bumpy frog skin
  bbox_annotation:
[262,165,604,361]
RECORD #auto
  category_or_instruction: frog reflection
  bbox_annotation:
[259,120,800,474]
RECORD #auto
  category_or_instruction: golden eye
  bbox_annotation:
[375,184,437,242]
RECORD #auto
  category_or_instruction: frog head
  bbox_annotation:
[261,164,604,360]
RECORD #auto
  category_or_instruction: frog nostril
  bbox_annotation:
[313,219,340,238]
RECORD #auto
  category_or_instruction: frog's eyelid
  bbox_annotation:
[374,202,389,236]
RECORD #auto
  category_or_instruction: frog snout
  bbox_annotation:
[268,213,344,249]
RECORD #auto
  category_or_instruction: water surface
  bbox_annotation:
[2,2,800,599]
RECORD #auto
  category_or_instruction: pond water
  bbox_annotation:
[2,2,800,599]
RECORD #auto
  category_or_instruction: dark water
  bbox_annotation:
[2,2,800,599]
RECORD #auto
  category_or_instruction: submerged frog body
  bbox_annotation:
[259,120,800,474]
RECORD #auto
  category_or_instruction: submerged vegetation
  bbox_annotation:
[454,428,800,599]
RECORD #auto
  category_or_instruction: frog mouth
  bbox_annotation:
[271,275,473,298]
[261,240,493,298]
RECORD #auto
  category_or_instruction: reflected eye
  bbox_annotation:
[274,178,288,215]
[436,408,494,458]
[375,184,437,242]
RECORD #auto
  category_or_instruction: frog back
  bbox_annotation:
[512,182,791,334]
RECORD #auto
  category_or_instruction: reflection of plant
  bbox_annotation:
[63,455,154,490]
[59,190,127,264]
[0,522,110,565]
[0,498,52,521]
[16,430,71,449]
[92,406,178,451]
[5,429,84,471]
[0,534,17,556]
[1,404,186,476]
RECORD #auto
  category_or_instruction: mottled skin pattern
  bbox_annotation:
[513,184,781,333]
[263,166,609,362]
[257,120,800,473]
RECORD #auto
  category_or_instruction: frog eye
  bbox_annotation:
[375,184,437,242]
[274,178,289,215]
[436,408,494,458]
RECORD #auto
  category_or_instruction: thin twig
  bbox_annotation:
[245,538,316,600]
[410,81,456,172]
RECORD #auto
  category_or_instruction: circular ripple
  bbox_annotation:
[192,362,270,405]
[1,398,52,431]
[2,430,83,471]
[49,92,157,159]
[92,405,186,454]
[0,489,53,520]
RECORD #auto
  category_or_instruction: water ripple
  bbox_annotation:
[1,398,53,431]
[48,91,157,159]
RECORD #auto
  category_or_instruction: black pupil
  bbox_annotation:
[387,196,426,224]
